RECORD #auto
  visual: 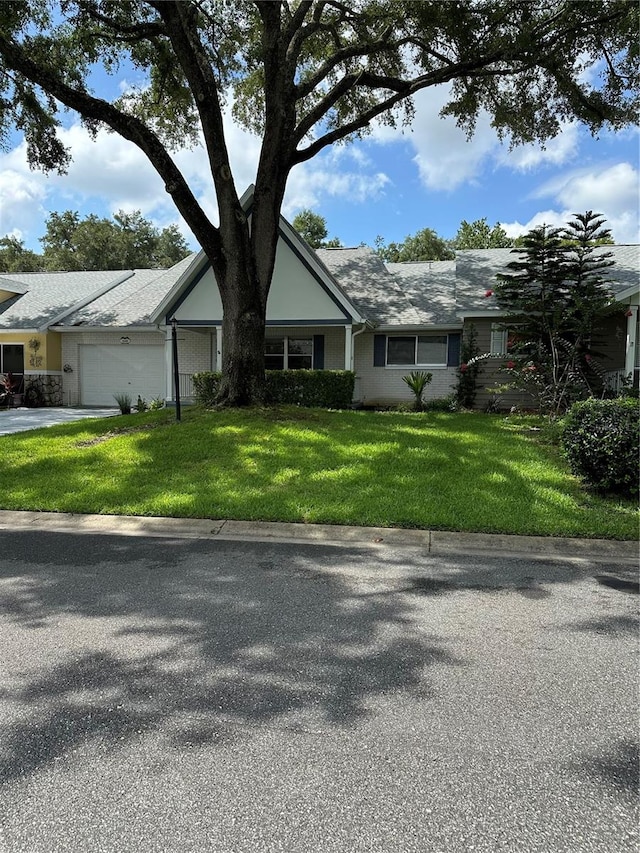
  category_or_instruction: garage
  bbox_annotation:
[80,344,165,406]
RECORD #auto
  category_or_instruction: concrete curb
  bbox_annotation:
[0,510,637,563]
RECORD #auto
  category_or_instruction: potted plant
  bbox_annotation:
[0,372,22,407]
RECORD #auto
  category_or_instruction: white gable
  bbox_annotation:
[171,230,352,324]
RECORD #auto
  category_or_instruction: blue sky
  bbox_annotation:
[1,77,638,254]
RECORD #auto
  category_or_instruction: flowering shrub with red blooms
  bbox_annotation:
[460,363,468,372]
[484,289,493,297]
[506,361,515,369]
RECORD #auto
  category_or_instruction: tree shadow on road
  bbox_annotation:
[0,531,464,784]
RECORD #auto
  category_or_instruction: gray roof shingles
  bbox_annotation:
[316,247,421,325]
[0,245,637,331]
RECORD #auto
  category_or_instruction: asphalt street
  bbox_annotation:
[0,529,637,853]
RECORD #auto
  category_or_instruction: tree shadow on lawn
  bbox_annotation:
[0,531,467,785]
[2,410,630,536]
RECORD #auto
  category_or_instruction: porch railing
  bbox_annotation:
[177,372,195,398]
[603,369,629,394]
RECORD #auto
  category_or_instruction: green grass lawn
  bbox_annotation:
[0,406,637,539]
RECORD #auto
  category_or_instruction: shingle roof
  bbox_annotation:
[386,261,457,325]
[454,245,640,313]
[61,255,197,326]
[0,244,637,331]
[315,247,421,325]
[0,270,136,330]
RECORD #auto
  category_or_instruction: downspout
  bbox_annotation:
[350,322,368,405]
[350,323,366,372]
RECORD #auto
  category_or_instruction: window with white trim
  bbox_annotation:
[490,324,508,356]
[386,335,447,367]
[265,336,313,370]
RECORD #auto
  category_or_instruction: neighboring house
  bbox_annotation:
[1,189,638,409]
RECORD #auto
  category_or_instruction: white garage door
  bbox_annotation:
[80,344,165,406]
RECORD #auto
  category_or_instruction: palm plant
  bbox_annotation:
[402,370,433,411]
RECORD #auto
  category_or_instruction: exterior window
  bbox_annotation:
[265,336,313,370]
[490,325,508,356]
[387,335,447,366]
[265,337,285,370]
[0,344,24,390]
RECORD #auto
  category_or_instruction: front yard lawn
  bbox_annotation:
[0,406,637,539]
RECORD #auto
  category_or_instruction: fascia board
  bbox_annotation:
[613,284,640,303]
[0,277,30,295]
[149,252,208,324]
[375,323,463,332]
[52,324,163,333]
[457,309,509,319]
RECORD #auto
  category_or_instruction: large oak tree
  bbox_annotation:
[0,1,637,404]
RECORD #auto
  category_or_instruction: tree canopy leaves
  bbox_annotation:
[452,219,514,250]
[0,210,191,272]
[0,0,637,404]
[375,228,455,262]
[291,209,342,249]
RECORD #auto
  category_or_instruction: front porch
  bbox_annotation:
[164,324,362,404]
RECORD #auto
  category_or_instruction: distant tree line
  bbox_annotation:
[0,210,191,273]
[3,208,614,273]
[292,210,527,262]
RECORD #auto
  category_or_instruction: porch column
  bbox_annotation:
[344,324,352,370]
[216,324,223,372]
[164,326,173,401]
[624,305,638,379]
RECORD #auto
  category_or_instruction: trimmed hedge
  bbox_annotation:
[561,398,639,496]
[192,370,356,409]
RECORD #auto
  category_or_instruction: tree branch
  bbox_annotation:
[0,28,219,259]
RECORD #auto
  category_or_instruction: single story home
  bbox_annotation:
[1,188,638,409]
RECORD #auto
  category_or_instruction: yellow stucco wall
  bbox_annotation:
[0,331,62,372]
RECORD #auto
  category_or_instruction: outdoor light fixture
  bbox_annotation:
[120,336,131,344]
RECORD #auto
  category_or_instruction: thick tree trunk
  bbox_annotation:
[217,303,267,407]
[214,254,268,407]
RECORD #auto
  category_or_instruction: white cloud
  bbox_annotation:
[0,165,48,243]
[284,164,390,218]
[497,123,580,171]
[502,162,639,244]
[0,98,393,249]
[507,162,640,244]
[369,84,580,192]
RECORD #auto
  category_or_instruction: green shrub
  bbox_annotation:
[113,392,132,414]
[561,398,639,496]
[425,395,458,413]
[402,370,432,411]
[192,370,355,409]
[192,371,221,407]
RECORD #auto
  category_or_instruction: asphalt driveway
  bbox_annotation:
[0,406,119,435]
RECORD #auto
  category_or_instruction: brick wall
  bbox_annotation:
[354,332,457,406]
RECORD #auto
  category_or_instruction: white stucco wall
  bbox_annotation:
[173,239,348,324]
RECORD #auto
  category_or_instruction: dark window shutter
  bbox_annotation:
[447,333,461,367]
[313,335,325,369]
[373,334,386,367]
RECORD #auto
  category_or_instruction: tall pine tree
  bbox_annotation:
[493,212,615,415]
